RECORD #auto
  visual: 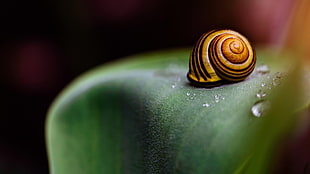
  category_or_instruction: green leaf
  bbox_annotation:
[46,48,310,174]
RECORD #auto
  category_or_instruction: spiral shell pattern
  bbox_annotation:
[187,29,256,87]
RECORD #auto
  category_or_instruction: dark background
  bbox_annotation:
[0,0,304,173]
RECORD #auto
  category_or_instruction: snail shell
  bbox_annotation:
[187,29,256,87]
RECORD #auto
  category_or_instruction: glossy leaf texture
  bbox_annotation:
[46,48,310,174]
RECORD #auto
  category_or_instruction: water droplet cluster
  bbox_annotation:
[251,65,287,117]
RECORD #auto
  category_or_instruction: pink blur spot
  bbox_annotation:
[8,40,64,93]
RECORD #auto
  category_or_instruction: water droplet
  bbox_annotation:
[202,103,210,107]
[272,73,283,86]
[214,94,224,103]
[256,90,266,99]
[272,80,280,86]
[251,101,271,117]
[256,65,270,74]
[214,94,220,103]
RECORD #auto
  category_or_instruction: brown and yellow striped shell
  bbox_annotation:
[187,29,256,87]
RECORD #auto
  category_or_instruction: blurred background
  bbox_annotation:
[0,0,309,173]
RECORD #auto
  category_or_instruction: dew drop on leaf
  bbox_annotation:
[256,90,267,99]
[272,80,281,86]
[251,100,271,117]
[256,65,270,74]
[272,73,282,86]
[202,103,210,107]
[214,94,220,103]
[214,94,224,103]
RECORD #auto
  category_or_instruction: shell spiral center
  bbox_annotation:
[222,37,248,64]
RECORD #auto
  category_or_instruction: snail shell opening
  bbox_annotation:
[187,29,256,87]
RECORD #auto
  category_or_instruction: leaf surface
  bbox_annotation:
[46,48,310,174]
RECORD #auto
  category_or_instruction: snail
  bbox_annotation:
[187,29,256,87]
